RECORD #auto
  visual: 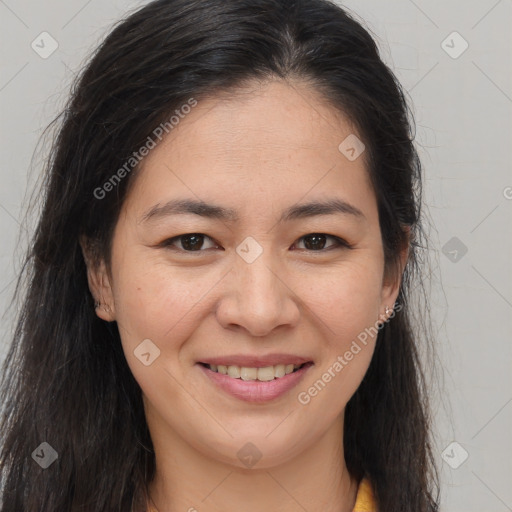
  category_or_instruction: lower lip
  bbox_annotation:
[197,363,313,403]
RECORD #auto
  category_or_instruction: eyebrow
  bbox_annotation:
[139,198,366,224]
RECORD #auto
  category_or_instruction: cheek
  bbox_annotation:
[111,256,222,353]
[111,261,215,408]
[294,278,380,425]
[296,258,384,338]
[291,259,383,412]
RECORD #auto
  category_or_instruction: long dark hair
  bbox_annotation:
[0,0,439,510]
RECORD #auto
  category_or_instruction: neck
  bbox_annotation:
[144,411,358,512]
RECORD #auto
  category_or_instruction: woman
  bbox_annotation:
[0,0,440,510]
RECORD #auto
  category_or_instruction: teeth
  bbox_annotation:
[207,363,304,381]
[257,366,274,381]
[240,367,258,381]
[228,365,241,378]
[274,364,286,378]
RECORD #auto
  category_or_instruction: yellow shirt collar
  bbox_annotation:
[145,477,377,511]
[352,477,376,511]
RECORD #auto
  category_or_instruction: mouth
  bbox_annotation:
[198,362,311,381]
[196,359,314,403]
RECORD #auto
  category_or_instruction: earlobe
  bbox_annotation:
[380,230,410,320]
[88,262,116,322]
[379,278,402,325]
[79,236,116,322]
[377,303,397,327]
[93,298,114,320]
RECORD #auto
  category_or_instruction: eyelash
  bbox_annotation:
[158,233,353,253]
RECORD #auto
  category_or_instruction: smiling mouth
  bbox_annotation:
[198,362,312,381]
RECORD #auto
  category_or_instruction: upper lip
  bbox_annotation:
[198,354,313,368]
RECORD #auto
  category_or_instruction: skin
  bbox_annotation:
[84,79,405,512]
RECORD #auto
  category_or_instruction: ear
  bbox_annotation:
[79,235,116,322]
[379,228,410,319]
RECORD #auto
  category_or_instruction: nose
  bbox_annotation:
[215,253,301,337]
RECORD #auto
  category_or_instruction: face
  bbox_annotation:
[86,80,402,469]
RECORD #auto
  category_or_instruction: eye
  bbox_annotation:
[293,233,351,251]
[160,233,219,252]
[158,232,351,253]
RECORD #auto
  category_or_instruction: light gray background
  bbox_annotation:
[0,1,511,510]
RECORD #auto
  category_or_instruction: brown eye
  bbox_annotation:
[161,233,218,252]
[294,234,350,251]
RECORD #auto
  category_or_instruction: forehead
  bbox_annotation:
[156,80,362,157]
[122,79,376,222]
